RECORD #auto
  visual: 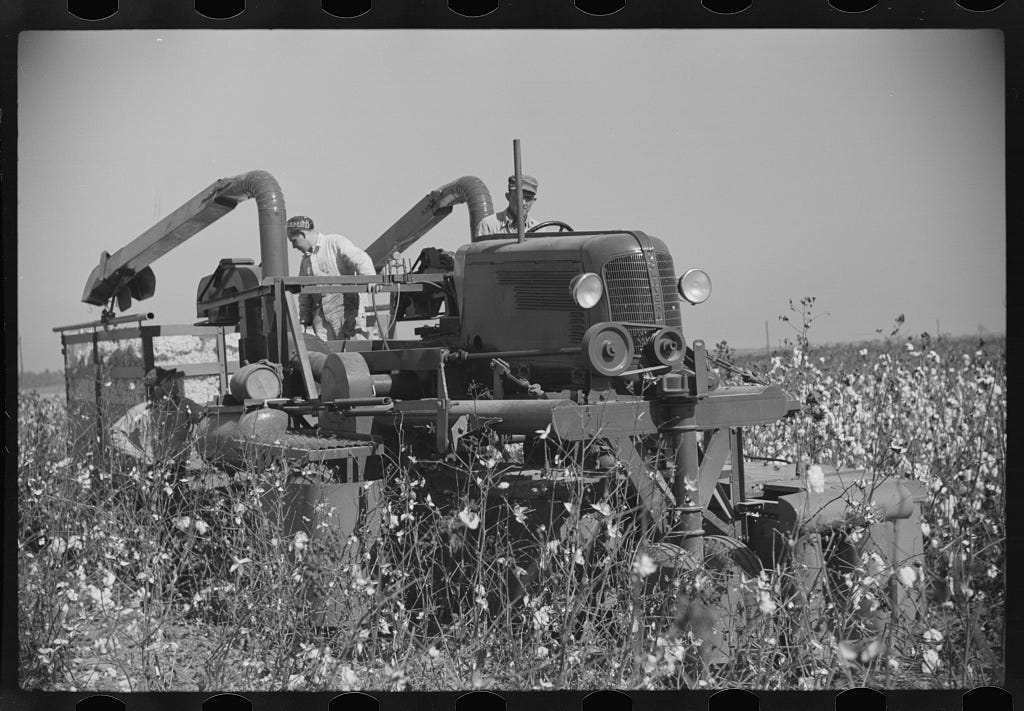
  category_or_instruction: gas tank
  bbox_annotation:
[195,405,289,469]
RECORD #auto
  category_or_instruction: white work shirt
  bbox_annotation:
[476,208,538,237]
[298,232,377,340]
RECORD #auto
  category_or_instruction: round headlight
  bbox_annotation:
[570,273,604,309]
[678,269,712,305]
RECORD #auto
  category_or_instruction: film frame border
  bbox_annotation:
[1,2,1020,711]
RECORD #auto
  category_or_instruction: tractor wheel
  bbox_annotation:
[647,535,761,666]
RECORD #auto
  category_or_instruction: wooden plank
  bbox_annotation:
[662,385,791,431]
[301,285,423,294]
[60,323,233,344]
[62,328,142,344]
[552,400,658,441]
[90,180,237,292]
[109,366,147,379]
[702,508,734,538]
[143,324,228,337]
[145,362,233,377]
[283,291,317,399]
[697,428,732,510]
[609,436,673,535]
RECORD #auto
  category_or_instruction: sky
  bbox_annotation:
[17,30,1005,372]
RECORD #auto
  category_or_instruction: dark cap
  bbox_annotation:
[507,175,539,195]
[144,366,182,385]
[287,215,314,233]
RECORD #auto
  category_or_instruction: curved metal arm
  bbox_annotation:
[364,176,493,272]
[82,170,288,308]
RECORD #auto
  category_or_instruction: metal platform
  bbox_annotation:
[240,432,381,462]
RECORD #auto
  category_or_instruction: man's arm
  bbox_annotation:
[330,235,376,277]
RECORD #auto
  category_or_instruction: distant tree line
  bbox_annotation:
[20,370,66,389]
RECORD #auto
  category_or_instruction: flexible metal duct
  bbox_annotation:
[365,175,494,270]
[216,170,289,278]
[444,175,494,240]
[82,169,288,307]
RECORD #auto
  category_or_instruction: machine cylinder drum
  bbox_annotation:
[196,406,289,468]
[230,362,283,401]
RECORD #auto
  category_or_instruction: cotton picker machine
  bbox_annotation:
[64,142,925,662]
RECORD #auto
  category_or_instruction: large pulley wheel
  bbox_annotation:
[647,327,686,369]
[582,322,635,376]
[320,352,375,436]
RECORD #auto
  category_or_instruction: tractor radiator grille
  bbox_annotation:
[657,252,683,330]
[604,251,680,347]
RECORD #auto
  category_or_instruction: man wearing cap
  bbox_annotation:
[286,215,377,341]
[476,175,540,237]
[109,367,205,472]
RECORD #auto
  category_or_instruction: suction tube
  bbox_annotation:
[365,176,494,270]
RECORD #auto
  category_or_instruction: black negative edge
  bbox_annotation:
[0,3,1020,711]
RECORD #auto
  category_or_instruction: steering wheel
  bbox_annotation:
[527,220,574,233]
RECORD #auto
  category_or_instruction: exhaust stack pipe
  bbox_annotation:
[82,170,289,308]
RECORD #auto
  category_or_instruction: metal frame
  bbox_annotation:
[56,320,241,409]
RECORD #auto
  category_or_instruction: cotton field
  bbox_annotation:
[18,328,1004,691]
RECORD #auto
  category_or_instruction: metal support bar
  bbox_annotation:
[198,285,272,312]
[277,282,287,368]
[52,312,155,333]
[300,285,423,295]
[514,139,525,244]
[216,327,229,398]
[462,347,581,361]
[141,330,156,374]
[731,427,747,539]
[283,290,318,400]
[693,340,709,396]
[672,431,704,559]
[436,350,450,453]
[280,275,403,286]
[702,508,734,538]
[92,331,103,450]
